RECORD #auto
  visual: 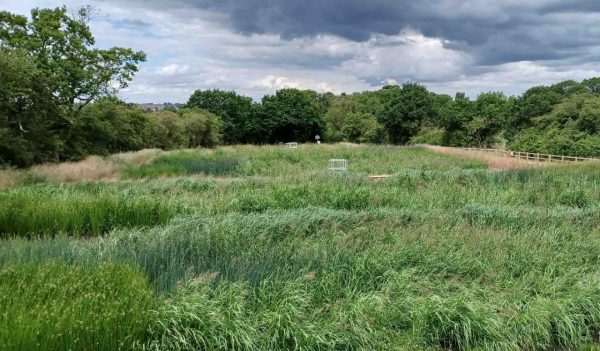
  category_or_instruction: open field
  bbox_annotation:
[2,144,600,350]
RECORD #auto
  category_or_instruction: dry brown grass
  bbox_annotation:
[0,169,20,190]
[30,156,120,182]
[336,142,363,147]
[424,145,545,170]
[109,148,163,166]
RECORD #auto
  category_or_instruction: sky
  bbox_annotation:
[4,0,600,103]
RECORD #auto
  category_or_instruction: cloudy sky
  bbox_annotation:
[5,0,600,102]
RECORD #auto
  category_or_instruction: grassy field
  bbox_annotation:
[1,144,600,350]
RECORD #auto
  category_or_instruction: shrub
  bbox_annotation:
[0,262,154,350]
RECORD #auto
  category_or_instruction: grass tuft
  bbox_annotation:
[0,262,154,350]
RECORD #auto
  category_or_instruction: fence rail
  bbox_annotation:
[458,147,600,164]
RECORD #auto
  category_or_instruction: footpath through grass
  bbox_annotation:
[1,144,600,350]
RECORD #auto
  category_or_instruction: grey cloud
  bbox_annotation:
[116,18,151,29]
[156,0,600,67]
[72,0,600,101]
[541,0,600,13]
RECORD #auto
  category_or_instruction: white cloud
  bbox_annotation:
[253,75,304,91]
[157,64,192,77]
[340,29,472,82]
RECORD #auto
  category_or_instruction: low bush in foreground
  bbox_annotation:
[0,262,154,350]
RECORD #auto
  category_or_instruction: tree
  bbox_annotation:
[0,6,145,166]
[469,92,510,147]
[377,83,433,144]
[186,89,253,144]
[259,89,324,143]
[510,94,600,157]
[65,98,152,159]
[506,85,564,141]
[179,108,222,148]
[146,111,185,150]
[323,92,383,143]
[0,50,43,166]
[582,77,600,94]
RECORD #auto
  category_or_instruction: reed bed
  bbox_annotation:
[122,149,242,178]
[0,188,179,238]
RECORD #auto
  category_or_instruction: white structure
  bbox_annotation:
[328,159,348,172]
[285,142,298,149]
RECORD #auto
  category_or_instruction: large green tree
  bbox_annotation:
[0,6,145,166]
[324,92,383,143]
[469,92,511,147]
[377,83,433,144]
[65,97,152,159]
[511,94,600,157]
[186,89,253,144]
[506,85,565,142]
[259,89,324,143]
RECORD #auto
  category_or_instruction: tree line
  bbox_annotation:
[2,6,600,167]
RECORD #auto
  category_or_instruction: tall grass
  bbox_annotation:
[3,206,600,350]
[1,145,600,350]
[0,187,179,237]
[30,155,121,182]
[122,149,242,178]
[0,168,20,190]
[0,262,154,350]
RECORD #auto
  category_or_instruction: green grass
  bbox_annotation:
[0,262,154,350]
[1,144,600,350]
[0,186,180,238]
[122,149,242,178]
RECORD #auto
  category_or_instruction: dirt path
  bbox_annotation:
[424,145,544,170]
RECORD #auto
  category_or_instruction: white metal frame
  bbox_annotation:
[285,142,298,149]
[328,159,348,172]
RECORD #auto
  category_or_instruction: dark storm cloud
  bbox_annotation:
[166,0,600,66]
[541,0,600,13]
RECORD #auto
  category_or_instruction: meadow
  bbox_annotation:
[1,144,600,350]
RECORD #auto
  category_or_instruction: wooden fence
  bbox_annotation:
[458,147,600,164]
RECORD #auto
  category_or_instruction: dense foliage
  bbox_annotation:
[0,6,145,166]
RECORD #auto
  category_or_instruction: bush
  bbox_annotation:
[0,262,154,350]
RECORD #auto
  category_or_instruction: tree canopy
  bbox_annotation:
[186,89,253,144]
[0,6,145,166]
